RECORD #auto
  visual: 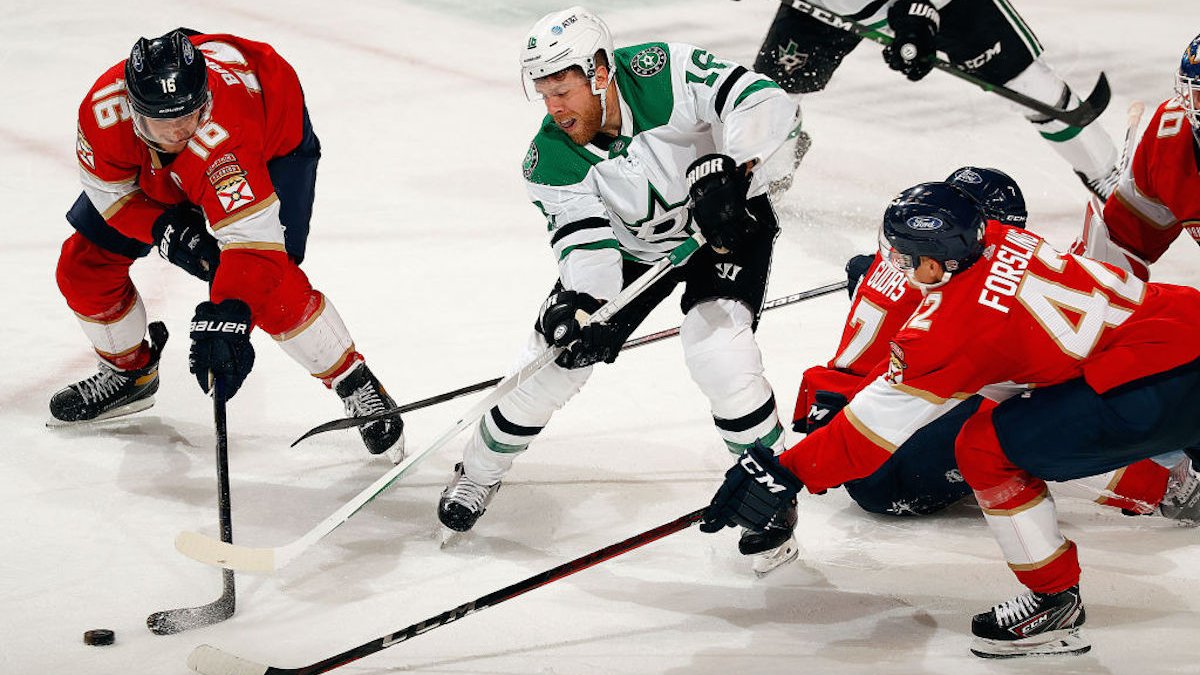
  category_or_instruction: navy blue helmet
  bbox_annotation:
[1178,32,1200,144]
[881,182,986,274]
[946,166,1027,228]
[124,29,209,119]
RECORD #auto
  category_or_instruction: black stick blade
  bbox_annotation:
[148,570,235,635]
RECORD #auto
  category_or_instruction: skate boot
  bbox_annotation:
[438,463,501,533]
[1075,165,1120,200]
[49,322,168,426]
[738,497,799,578]
[970,585,1089,658]
[335,363,405,461]
[1159,456,1200,524]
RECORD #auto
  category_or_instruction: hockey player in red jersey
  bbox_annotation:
[1072,33,1200,281]
[52,29,404,458]
[797,167,1181,519]
[702,181,1200,657]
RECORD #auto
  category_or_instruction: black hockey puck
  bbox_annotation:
[83,629,115,646]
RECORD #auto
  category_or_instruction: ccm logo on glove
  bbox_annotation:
[740,454,791,494]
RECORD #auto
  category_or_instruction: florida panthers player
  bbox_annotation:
[437,7,801,574]
[702,181,1200,656]
[1073,33,1200,280]
[52,29,404,457]
[753,0,1120,198]
[797,167,1183,518]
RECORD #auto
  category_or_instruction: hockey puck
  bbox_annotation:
[83,629,115,646]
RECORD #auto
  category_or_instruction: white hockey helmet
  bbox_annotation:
[520,6,614,101]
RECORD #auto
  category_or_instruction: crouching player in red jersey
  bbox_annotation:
[798,167,1188,520]
[702,181,1200,657]
[52,29,404,458]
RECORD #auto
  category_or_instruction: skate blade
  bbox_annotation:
[970,629,1091,659]
[45,396,155,428]
[439,526,466,549]
[753,535,799,578]
[385,441,407,465]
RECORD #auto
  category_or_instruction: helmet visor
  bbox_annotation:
[131,92,211,152]
[879,227,919,271]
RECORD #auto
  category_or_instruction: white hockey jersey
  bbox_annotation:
[523,41,799,297]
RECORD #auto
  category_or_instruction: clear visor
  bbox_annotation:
[521,58,600,101]
[132,93,211,152]
[1177,72,1200,125]
[879,228,919,271]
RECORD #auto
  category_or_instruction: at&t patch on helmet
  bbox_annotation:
[522,141,539,179]
[631,46,667,77]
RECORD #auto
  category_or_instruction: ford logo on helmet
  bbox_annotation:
[907,215,944,231]
[953,169,982,184]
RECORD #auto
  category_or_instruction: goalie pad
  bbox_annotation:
[1069,196,1150,280]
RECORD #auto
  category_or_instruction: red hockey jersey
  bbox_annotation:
[1103,97,1200,269]
[781,223,1200,493]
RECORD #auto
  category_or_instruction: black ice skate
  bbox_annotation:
[438,463,501,533]
[1159,457,1200,524]
[48,322,168,427]
[970,585,1089,658]
[1075,165,1120,200]
[335,363,405,460]
[739,497,799,578]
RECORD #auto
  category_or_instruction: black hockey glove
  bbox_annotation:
[189,299,255,400]
[845,253,875,299]
[686,154,755,253]
[797,390,849,434]
[699,442,804,533]
[883,0,939,82]
[152,203,220,282]
[538,290,623,369]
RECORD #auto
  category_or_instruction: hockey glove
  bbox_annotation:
[538,290,623,369]
[800,390,849,434]
[686,154,755,253]
[699,442,804,533]
[845,253,875,299]
[189,299,255,400]
[152,203,220,282]
[882,0,939,82]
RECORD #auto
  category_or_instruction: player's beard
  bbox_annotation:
[558,97,603,146]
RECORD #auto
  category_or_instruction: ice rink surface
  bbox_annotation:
[2,0,1198,673]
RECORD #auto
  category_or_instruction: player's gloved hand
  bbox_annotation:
[538,290,623,369]
[152,203,220,282]
[189,299,255,399]
[801,390,849,434]
[686,153,755,253]
[845,253,875,299]
[699,442,804,533]
[883,0,939,82]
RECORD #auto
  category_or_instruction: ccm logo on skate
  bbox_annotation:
[739,456,788,493]
[190,320,249,334]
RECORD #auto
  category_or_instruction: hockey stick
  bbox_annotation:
[174,235,706,573]
[186,507,706,675]
[291,278,851,445]
[147,384,236,634]
[775,0,1110,127]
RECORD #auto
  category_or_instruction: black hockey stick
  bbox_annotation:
[775,0,1110,127]
[186,508,706,674]
[291,279,849,446]
[147,384,236,634]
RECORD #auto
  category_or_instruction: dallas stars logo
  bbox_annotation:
[618,182,688,241]
[631,46,667,77]
[776,40,808,74]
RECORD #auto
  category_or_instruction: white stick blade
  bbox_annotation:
[188,644,270,675]
[176,531,277,573]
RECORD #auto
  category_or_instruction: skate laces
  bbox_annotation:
[76,365,127,404]
[342,381,386,417]
[994,593,1040,625]
[446,471,495,512]
[1165,461,1200,505]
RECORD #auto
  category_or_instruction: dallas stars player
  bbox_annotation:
[436,6,802,575]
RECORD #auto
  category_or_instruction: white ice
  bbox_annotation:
[2,1,1198,673]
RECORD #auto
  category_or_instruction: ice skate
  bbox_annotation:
[1159,456,1200,524]
[970,585,1089,658]
[739,498,799,578]
[48,322,167,427]
[1075,165,1120,200]
[335,362,405,460]
[438,462,501,536]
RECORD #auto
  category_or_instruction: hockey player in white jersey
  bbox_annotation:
[754,0,1121,198]
[437,6,802,575]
